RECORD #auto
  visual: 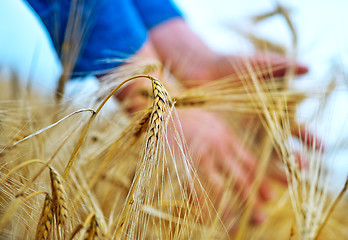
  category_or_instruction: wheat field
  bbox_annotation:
[0,1,348,240]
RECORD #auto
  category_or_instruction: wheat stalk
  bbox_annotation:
[63,75,162,178]
[114,76,172,239]
[56,0,98,102]
[314,176,348,239]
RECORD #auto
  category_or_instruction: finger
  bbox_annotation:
[215,155,251,202]
[216,132,272,202]
[213,145,271,226]
[224,130,258,172]
[292,124,324,151]
[250,53,309,78]
[222,134,275,202]
[269,160,288,184]
[197,152,226,198]
[294,152,309,170]
[250,201,267,225]
[206,168,225,202]
[225,133,277,202]
[186,155,221,222]
[201,142,251,204]
[269,153,306,184]
[257,176,275,201]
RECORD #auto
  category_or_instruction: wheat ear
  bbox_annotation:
[50,168,68,230]
[35,193,54,240]
[114,76,171,238]
[63,75,161,178]
[79,213,104,240]
[134,108,152,137]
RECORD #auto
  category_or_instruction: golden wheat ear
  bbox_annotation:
[240,61,348,239]
[50,167,68,237]
[80,213,105,240]
[35,193,54,240]
[113,77,172,238]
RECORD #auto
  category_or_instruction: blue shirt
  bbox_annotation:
[26,0,181,75]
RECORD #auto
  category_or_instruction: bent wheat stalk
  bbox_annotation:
[63,75,164,178]
[114,77,172,239]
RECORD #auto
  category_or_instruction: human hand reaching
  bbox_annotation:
[150,18,308,88]
[115,18,312,228]
[179,52,308,88]
[174,108,273,224]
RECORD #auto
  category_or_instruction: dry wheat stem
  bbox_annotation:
[314,176,348,239]
[172,77,307,118]
[237,61,311,238]
[70,80,162,208]
[56,0,98,101]
[86,117,141,192]
[239,56,346,240]
[252,7,280,22]
[0,159,45,186]
[235,136,274,240]
[15,127,78,197]
[114,76,172,239]
[12,108,95,146]
[248,79,300,182]
[287,112,338,239]
[252,3,297,46]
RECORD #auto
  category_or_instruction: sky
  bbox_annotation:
[0,0,62,93]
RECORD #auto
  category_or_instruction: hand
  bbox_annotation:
[150,18,308,88]
[173,108,273,225]
[179,53,309,88]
